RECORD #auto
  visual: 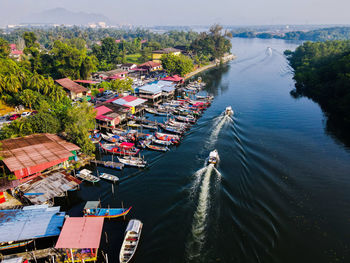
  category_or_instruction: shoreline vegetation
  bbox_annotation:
[232,26,350,42]
[184,53,236,80]
[285,40,350,146]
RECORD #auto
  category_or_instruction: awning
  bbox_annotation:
[55,217,104,249]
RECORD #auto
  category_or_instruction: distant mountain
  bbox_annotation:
[21,8,111,25]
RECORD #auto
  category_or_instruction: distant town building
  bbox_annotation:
[9,43,23,61]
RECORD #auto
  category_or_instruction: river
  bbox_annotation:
[66,38,350,263]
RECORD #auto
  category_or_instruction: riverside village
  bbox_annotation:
[0,24,234,263]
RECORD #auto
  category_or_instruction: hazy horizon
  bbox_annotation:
[1,0,350,26]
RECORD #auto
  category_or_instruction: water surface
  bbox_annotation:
[68,38,350,263]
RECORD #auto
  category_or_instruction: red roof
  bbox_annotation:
[122,95,138,102]
[55,217,104,249]
[161,75,184,82]
[95,106,112,116]
[11,50,23,55]
[74,80,98,84]
[55,78,88,94]
[9,44,16,50]
[139,61,161,69]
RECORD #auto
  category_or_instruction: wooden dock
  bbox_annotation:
[90,159,124,170]
[1,248,61,262]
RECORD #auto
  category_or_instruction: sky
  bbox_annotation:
[1,0,350,26]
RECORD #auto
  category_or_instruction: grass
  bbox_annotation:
[126,53,142,64]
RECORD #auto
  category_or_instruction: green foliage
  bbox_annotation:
[23,32,38,48]
[0,38,10,58]
[110,78,133,94]
[190,24,232,62]
[287,40,350,130]
[17,89,39,110]
[161,54,194,76]
[63,102,96,154]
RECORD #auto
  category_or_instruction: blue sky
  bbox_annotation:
[1,0,350,26]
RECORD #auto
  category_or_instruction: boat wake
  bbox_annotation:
[189,166,208,198]
[186,163,214,261]
[207,115,233,148]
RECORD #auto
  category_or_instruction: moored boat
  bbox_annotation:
[119,219,143,263]
[83,201,131,218]
[146,144,169,152]
[118,156,147,168]
[77,169,100,183]
[145,108,158,114]
[152,138,172,146]
[99,172,119,183]
[100,142,140,156]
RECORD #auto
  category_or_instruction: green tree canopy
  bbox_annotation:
[161,54,194,76]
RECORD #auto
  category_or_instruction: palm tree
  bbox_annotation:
[4,75,22,94]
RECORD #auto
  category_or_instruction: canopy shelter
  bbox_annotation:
[0,205,65,243]
[161,74,184,82]
[55,217,104,249]
[55,217,104,263]
[84,201,100,210]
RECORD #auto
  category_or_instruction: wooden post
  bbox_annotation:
[121,201,126,220]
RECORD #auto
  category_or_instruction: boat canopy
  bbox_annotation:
[125,219,142,234]
[209,150,217,157]
[120,142,135,148]
[84,201,100,210]
[55,217,104,249]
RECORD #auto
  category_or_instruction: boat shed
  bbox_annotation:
[17,171,82,205]
[137,84,163,104]
[0,134,80,182]
[0,205,65,243]
[55,217,104,262]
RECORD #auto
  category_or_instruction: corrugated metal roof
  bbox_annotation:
[162,86,175,92]
[112,96,146,107]
[55,78,88,94]
[0,205,65,243]
[138,84,162,94]
[0,134,80,173]
[55,217,104,249]
[17,172,81,205]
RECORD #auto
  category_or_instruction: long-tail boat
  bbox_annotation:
[83,201,131,218]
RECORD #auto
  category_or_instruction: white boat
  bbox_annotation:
[152,138,172,146]
[77,169,100,183]
[119,219,143,263]
[99,172,119,183]
[208,150,219,165]
[225,106,234,116]
[118,156,147,168]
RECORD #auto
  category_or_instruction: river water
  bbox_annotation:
[67,38,350,263]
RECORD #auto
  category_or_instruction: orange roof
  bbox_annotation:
[55,217,104,249]
[139,61,161,68]
[56,78,88,94]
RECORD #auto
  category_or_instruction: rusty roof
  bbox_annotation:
[0,134,80,172]
[55,78,88,94]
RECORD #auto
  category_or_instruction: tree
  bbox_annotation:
[0,38,10,58]
[18,89,39,110]
[63,102,96,154]
[161,54,194,76]
[110,78,134,94]
[23,32,38,48]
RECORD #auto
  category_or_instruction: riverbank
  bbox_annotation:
[185,54,236,80]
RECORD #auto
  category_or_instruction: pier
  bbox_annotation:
[90,159,124,170]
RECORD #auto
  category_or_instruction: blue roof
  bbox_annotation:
[138,84,162,94]
[138,81,176,94]
[0,205,65,243]
[162,86,175,92]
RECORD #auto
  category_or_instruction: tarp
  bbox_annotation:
[55,217,104,249]
[0,205,65,243]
